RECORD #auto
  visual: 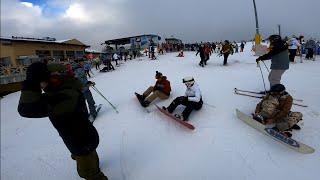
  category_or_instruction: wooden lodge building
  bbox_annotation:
[0,36,89,67]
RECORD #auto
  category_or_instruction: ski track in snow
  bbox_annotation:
[120,130,128,180]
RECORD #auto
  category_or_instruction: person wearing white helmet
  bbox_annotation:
[162,77,203,121]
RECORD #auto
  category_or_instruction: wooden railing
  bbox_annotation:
[0,65,27,84]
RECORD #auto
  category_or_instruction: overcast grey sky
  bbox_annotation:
[1,0,319,50]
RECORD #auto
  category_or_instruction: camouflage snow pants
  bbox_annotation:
[259,96,279,118]
[276,112,303,131]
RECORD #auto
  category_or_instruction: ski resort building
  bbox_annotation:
[103,34,161,51]
[0,36,89,96]
[0,36,89,67]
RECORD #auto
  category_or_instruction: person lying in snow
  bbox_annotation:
[162,77,203,121]
[253,84,303,137]
[177,50,184,57]
[135,71,171,107]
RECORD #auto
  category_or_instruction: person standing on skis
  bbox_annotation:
[72,61,99,121]
[256,35,289,89]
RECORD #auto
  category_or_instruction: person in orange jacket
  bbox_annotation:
[135,71,171,107]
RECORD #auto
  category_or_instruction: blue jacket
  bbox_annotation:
[83,62,91,71]
[73,64,89,92]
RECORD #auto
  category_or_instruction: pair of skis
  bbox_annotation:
[234,88,307,107]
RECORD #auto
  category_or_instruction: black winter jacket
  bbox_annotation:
[18,77,99,156]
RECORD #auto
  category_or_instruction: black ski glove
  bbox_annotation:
[256,57,261,63]
[21,80,41,92]
[177,96,187,103]
[153,84,163,91]
[87,81,95,86]
[22,62,49,92]
[25,62,49,83]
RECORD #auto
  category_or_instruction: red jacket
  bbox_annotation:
[154,76,171,95]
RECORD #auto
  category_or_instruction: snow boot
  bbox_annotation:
[272,127,280,131]
[290,124,301,130]
[174,114,188,121]
[162,106,168,111]
[253,114,265,124]
[141,100,150,107]
[282,131,292,138]
[135,92,145,101]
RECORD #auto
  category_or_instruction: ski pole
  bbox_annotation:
[257,62,267,94]
[262,61,270,73]
[92,86,119,114]
[234,91,308,107]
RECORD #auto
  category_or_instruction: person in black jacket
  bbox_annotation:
[196,44,206,67]
[256,35,290,88]
[18,62,108,180]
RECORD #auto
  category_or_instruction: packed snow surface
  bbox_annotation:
[1,44,320,180]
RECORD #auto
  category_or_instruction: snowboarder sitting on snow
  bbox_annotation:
[253,84,302,137]
[135,71,171,107]
[18,62,108,180]
[177,50,184,57]
[163,77,203,121]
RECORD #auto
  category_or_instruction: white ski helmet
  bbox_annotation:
[183,76,195,87]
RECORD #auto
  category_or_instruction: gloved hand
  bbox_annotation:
[87,81,95,86]
[256,57,261,63]
[153,84,163,91]
[22,62,49,92]
[21,80,41,92]
[25,62,49,83]
[176,96,187,103]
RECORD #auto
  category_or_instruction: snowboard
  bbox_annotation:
[155,104,195,130]
[89,104,102,123]
[236,109,315,154]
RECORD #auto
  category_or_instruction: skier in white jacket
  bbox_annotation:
[163,77,203,121]
[287,36,300,62]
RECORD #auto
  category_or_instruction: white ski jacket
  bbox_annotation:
[185,83,202,102]
[288,38,300,50]
[113,53,119,60]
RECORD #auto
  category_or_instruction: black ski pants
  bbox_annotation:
[288,49,297,62]
[167,96,203,120]
[199,56,205,66]
[306,48,314,59]
[223,53,230,65]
